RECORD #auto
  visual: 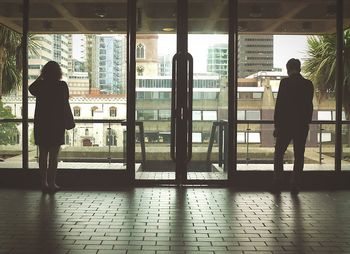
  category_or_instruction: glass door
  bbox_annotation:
[135,0,177,180]
[134,0,229,183]
[185,0,229,181]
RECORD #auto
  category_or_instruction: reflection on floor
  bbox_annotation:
[136,172,228,180]
[0,188,350,254]
[0,162,127,170]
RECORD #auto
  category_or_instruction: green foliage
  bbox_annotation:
[303,29,350,118]
[0,101,18,145]
[0,24,40,96]
[2,57,21,94]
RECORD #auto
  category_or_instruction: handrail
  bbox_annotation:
[0,118,127,123]
[0,118,344,125]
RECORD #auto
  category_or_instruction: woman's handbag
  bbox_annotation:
[64,99,75,130]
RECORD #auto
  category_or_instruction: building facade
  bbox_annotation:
[238,35,274,78]
[93,35,125,94]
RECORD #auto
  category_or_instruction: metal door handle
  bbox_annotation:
[170,53,179,162]
[186,52,193,162]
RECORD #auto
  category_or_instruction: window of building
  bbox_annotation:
[137,110,158,120]
[144,132,159,143]
[246,110,261,120]
[192,132,202,143]
[73,107,80,117]
[318,111,332,120]
[159,110,171,120]
[136,43,145,59]
[237,132,261,143]
[193,111,202,120]
[317,132,332,143]
[252,92,262,99]
[106,129,117,146]
[91,106,98,117]
[158,132,171,143]
[202,111,217,121]
[237,110,245,120]
[110,107,117,117]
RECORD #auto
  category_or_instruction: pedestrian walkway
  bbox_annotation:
[0,188,350,253]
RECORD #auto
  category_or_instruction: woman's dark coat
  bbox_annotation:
[29,79,69,146]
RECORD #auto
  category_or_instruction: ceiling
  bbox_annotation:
[0,0,349,34]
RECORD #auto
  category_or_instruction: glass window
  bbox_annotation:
[136,43,145,59]
[247,132,261,143]
[252,92,262,99]
[237,110,245,120]
[318,132,332,143]
[202,111,217,121]
[237,132,245,143]
[246,110,261,120]
[193,111,202,120]
[318,111,332,120]
[137,110,158,120]
[192,133,202,143]
[159,110,171,120]
[73,107,80,117]
[110,107,117,117]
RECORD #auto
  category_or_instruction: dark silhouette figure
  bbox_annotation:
[273,58,314,194]
[29,61,71,193]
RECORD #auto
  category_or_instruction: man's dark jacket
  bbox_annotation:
[274,73,314,132]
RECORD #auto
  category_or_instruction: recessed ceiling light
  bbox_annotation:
[326,4,336,17]
[162,27,174,32]
[249,5,262,18]
[95,7,106,18]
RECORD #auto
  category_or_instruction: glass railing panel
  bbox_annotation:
[237,121,335,171]
[342,122,350,170]
[0,120,22,169]
[29,120,126,170]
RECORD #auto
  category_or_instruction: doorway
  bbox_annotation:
[134,0,230,183]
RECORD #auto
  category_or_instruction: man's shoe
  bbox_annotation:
[271,180,281,194]
[290,183,299,195]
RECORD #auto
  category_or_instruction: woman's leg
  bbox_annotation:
[38,146,49,189]
[47,145,61,191]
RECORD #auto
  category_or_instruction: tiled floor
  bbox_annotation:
[136,172,228,180]
[1,188,350,254]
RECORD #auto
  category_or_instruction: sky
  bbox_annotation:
[73,34,309,73]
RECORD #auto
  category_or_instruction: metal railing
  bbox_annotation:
[205,120,338,166]
[0,118,146,166]
[1,118,347,167]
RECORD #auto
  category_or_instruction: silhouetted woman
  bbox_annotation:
[29,61,69,193]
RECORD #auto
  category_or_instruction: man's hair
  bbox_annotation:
[286,58,301,72]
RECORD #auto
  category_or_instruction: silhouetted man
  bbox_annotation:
[273,58,314,194]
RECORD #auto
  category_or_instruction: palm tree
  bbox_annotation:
[0,24,39,98]
[303,29,350,118]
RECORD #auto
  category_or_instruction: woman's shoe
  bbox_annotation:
[41,183,49,193]
[48,184,61,194]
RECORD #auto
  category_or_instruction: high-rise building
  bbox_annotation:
[93,35,125,94]
[238,35,273,78]
[207,43,228,77]
[207,35,273,78]
[28,34,70,85]
[53,34,69,78]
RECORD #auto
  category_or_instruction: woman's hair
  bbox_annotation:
[41,61,62,81]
